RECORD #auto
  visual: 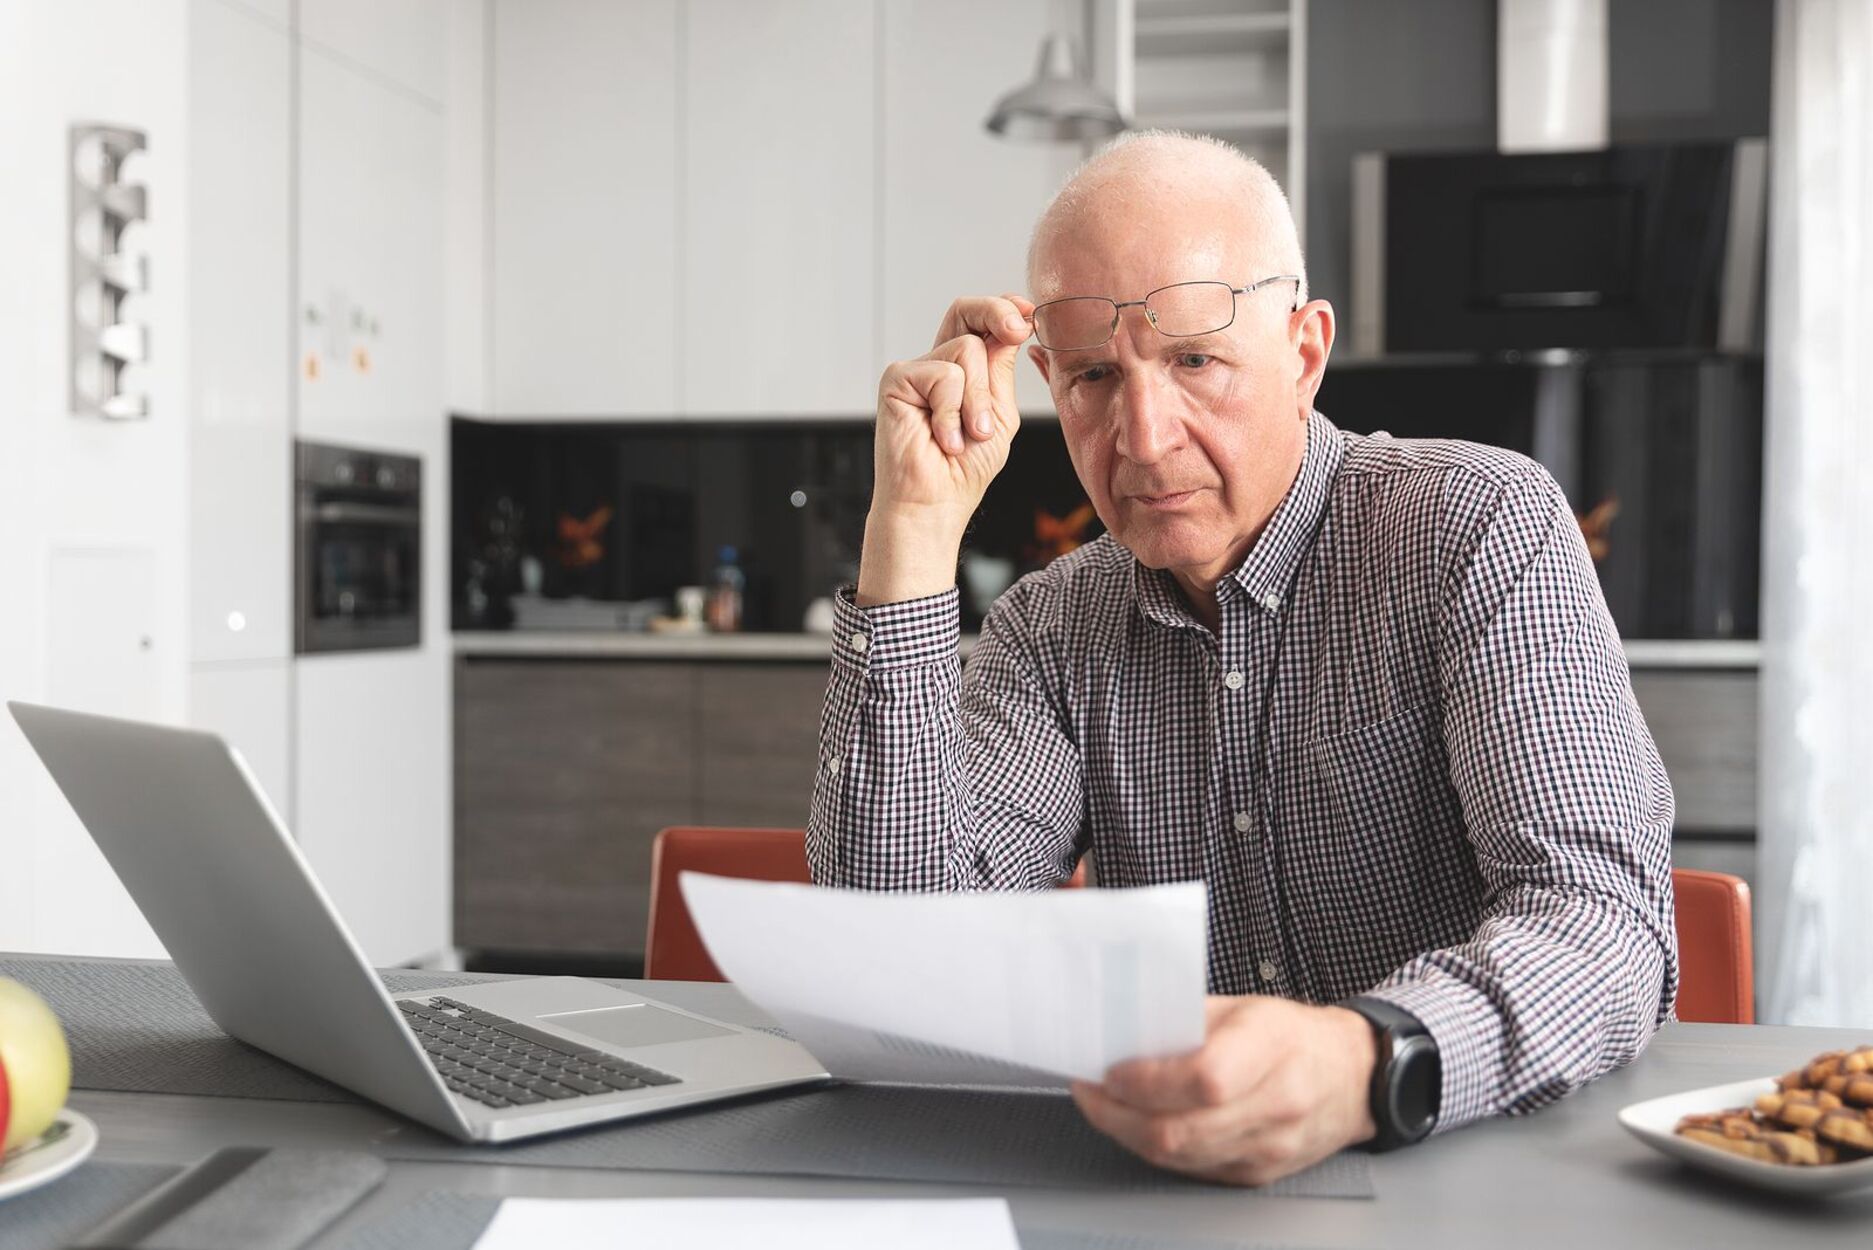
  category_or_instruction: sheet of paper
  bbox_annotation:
[473,1197,1020,1250]
[680,873,1207,1087]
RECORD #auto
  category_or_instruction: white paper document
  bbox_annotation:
[679,873,1207,1087]
[472,1197,1020,1250]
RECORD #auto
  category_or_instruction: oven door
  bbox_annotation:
[296,492,422,653]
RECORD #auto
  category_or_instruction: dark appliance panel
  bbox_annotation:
[296,440,422,653]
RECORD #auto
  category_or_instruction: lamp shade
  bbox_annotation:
[985,35,1128,142]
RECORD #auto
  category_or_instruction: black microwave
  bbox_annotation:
[1351,140,1767,356]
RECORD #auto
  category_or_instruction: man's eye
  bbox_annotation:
[1176,353,1214,369]
[1075,365,1114,384]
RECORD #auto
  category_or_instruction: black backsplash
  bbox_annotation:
[455,353,1760,640]
[452,417,1099,634]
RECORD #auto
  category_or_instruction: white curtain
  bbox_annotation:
[1758,0,1873,1026]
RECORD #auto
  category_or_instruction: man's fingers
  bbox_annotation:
[1071,1081,1262,1176]
[934,295,1032,352]
[881,358,968,454]
[1100,1003,1270,1112]
[925,334,997,439]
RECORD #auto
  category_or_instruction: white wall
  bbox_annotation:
[0,0,191,957]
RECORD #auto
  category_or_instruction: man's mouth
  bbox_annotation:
[1130,489,1200,510]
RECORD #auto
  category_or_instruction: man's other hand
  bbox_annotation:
[1071,996,1380,1186]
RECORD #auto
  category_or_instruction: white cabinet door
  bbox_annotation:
[681,1,877,416]
[189,660,292,824]
[489,0,678,418]
[297,46,444,446]
[189,0,292,665]
[879,0,1082,416]
[295,649,450,966]
[295,0,448,105]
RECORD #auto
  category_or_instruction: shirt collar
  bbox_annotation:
[1131,410,1344,630]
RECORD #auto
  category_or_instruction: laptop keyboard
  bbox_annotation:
[399,995,682,1109]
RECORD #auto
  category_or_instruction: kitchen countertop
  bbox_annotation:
[454,631,1754,668]
[453,630,982,661]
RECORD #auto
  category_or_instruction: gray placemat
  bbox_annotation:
[1,960,490,1103]
[328,1191,503,1250]
[1024,1235,1342,1250]
[2,960,1370,1197]
[326,1193,1329,1250]
[379,1084,1373,1198]
[0,1161,179,1250]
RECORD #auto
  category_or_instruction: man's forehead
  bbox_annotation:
[1031,204,1256,302]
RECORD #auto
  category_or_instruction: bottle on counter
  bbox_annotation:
[705,545,745,633]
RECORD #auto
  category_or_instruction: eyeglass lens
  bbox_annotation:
[1032,281,1238,351]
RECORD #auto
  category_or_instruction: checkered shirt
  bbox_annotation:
[808,410,1678,1134]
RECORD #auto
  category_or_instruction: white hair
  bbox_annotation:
[1026,128,1307,301]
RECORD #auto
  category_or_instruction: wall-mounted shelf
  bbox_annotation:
[69,123,151,420]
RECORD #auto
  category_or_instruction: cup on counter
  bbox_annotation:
[675,585,707,628]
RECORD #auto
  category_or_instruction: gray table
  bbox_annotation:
[12,954,1873,1248]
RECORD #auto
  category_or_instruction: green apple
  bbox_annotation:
[0,978,71,1153]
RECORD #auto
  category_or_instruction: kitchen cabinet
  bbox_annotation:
[454,656,830,959]
[294,24,453,968]
[295,0,448,106]
[296,42,445,445]
[696,664,825,828]
[679,1,878,416]
[189,661,292,820]
[482,0,1092,419]
[489,0,678,418]
[188,0,292,667]
[297,650,451,967]
[878,0,1082,416]
[456,659,698,956]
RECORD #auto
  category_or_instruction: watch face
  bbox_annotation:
[1392,1035,1441,1140]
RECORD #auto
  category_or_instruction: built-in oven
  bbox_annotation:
[295,440,422,653]
[1351,139,1768,357]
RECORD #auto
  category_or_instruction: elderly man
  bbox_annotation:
[807,132,1677,1185]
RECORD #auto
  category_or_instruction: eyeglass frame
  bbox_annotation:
[1027,275,1304,351]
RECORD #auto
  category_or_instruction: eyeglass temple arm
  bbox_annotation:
[1245,274,1304,312]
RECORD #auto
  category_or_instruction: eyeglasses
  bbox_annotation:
[1029,276,1302,352]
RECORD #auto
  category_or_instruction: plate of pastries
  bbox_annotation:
[1619,1045,1873,1193]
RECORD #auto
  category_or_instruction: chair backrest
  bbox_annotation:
[1672,867,1754,1024]
[645,826,1086,982]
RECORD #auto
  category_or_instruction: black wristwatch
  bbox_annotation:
[1341,996,1441,1151]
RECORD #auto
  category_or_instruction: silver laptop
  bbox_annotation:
[8,701,829,1143]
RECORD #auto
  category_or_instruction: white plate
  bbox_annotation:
[0,1109,100,1202]
[1619,1076,1873,1195]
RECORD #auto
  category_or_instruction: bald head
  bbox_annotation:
[1026,130,1306,303]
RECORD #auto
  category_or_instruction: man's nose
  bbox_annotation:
[1113,365,1185,467]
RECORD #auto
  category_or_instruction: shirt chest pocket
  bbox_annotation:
[1306,703,1450,844]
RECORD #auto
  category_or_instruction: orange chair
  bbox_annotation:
[645,825,1086,982]
[647,833,1754,1021]
[1672,867,1754,1024]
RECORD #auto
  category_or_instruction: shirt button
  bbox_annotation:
[848,632,869,654]
[1232,811,1252,833]
[1258,960,1279,984]
[826,755,842,775]
[1261,591,1282,611]
[1222,670,1245,691]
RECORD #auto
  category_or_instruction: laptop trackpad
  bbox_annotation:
[537,1004,735,1050]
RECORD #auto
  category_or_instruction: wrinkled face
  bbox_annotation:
[1029,194,1329,588]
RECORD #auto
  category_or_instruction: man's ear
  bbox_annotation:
[1028,344,1053,386]
[1292,299,1335,417]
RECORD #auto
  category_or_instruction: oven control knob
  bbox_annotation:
[335,461,354,484]
[376,465,396,489]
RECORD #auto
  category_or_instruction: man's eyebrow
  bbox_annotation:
[1157,332,1234,354]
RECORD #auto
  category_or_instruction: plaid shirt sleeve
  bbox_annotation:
[1359,467,1680,1134]
[806,583,1084,891]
